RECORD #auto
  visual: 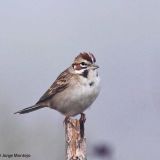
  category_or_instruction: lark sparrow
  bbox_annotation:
[15,52,100,117]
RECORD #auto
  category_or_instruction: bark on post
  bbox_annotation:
[65,117,87,160]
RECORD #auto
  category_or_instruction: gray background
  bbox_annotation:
[0,0,160,160]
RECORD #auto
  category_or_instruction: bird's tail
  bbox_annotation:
[14,105,44,114]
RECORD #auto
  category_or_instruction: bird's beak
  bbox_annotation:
[91,64,99,70]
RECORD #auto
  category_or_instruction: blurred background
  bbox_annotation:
[0,0,160,160]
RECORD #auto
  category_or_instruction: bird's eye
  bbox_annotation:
[81,62,87,66]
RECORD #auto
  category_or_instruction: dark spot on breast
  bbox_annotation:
[89,81,95,86]
[82,70,88,78]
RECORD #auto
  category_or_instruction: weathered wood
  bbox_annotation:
[65,117,87,160]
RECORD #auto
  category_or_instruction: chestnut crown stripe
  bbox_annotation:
[89,53,96,63]
[75,52,96,64]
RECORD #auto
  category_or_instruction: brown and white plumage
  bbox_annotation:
[15,52,100,116]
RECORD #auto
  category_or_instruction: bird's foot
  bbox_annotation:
[79,113,86,138]
[64,116,78,130]
[63,116,71,125]
[80,113,86,124]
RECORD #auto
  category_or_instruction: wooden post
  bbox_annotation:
[65,116,87,160]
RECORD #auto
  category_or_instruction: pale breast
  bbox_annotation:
[50,70,100,116]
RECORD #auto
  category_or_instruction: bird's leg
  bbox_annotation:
[64,116,71,125]
[64,116,78,130]
[79,113,86,138]
[80,113,86,123]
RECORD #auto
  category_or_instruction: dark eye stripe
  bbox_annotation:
[72,63,87,70]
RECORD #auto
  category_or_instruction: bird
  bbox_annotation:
[15,52,100,119]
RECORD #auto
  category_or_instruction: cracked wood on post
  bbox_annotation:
[65,117,87,160]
